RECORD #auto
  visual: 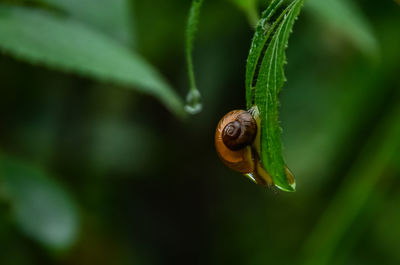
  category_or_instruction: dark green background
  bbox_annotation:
[0,0,399,264]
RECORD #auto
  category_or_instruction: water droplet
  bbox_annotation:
[245,173,257,184]
[185,89,202,115]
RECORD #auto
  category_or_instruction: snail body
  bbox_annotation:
[215,109,273,187]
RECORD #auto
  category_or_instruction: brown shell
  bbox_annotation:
[215,110,255,174]
[222,111,257,151]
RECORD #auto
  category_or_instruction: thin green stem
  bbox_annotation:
[185,0,203,114]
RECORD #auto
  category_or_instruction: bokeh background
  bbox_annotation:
[0,0,399,264]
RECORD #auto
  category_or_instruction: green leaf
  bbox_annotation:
[306,0,378,55]
[246,0,305,191]
[185,0,203,115]
[245,0,284,109]
[0,157,79,249]
[39,0,134,45]
[0,5,185,118]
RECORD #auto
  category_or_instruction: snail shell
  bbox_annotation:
[215,110,257,174]
[222,111,257,151]
[215,109,295,190]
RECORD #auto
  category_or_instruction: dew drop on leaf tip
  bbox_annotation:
[185,89,203,115]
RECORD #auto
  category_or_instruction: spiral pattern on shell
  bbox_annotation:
[222,111,257,151]
[215,110,258,175]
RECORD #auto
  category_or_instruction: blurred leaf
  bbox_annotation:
[301,105,400,265]
[282,14,400,189]
[0,157,79,249]
[373,192,400,263]
[39,0,134,45]
[246,0,304,191]
[228,0,259,27]
[306,0,378,55]
[185,0,203,115]
[0,5,185,118]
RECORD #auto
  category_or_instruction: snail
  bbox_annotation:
[215,108,273,187]
[215,108,296,189]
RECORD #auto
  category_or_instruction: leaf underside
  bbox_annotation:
[39,0,134,45]
[246,0,305,191]
[0,5,185,118]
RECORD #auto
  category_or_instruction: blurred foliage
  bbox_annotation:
[306,0,378,55]
[37,0,134,45]
[0,157,79,249]
[0,0,399,265]
[0,2,185,117]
